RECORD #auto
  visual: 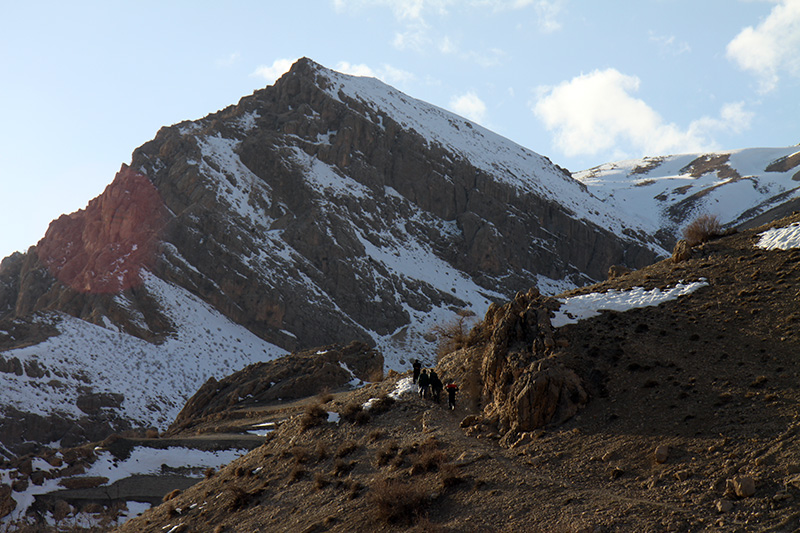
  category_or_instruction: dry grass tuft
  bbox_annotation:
[335,441,359,458]
[300,402,328,431]
[340,403,371,425]
[370,477,430,525]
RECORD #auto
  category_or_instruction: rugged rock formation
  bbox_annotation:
[438,288,587,439]
[168,341,383,434]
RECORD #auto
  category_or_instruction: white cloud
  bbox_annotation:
[532,68,753,159]
[726,0,800,93]
[252,58,297,83]
[335,61,416,85]
[449,91,488,123]
[392,20,432,50]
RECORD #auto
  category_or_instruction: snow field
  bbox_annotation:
[0,272,287,429]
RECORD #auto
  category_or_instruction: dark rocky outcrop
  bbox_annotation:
[167,341,383,434]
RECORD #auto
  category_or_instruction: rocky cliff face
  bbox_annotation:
[0,58,662,457]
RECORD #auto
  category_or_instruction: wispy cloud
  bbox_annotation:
[532,68,753,159]
[649,32,691,56]
[334,0,565,54]
[216,52,242,68]
[726,0,800,93]
[252,58,297,84]
[335,61,416,85]
[449,91,488,124]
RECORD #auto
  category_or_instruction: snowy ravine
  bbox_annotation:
[0,272,287,430]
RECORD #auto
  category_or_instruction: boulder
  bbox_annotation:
[654,445,670,464]
[726,476,756,498]
[672,239,691,263]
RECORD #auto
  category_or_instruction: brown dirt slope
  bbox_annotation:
[109,213,800,532]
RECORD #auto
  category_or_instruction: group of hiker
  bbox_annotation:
[412,360,458,410]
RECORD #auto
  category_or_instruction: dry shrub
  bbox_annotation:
[314,473,331,490]
[345,479,363,499]
[331,458,356,477]
[412,449,447,474]
[368,429,383,443]
[376,441,400,466]
[366,395,395,415]
[300,402,328,430]
[224,485,253,511]
[162,488,181,503]
[682,213,722,246]
[145,428,160,439]
[204,467,216,479]
[370,477,429,525]
[340,403,370,425]
[314,441,329,461]
[288,465,306,483]
[431,309,478,359]
[290,446,311,464]
[317,389,334,404]
[335,441,359,458]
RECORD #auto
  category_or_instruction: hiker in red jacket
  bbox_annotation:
[445,382,458,410]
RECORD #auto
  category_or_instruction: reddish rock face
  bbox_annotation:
[36,167,168,293]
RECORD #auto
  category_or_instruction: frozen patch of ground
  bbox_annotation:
[388,376,417,400]
[552,281,708,327]
[756,222,800,250]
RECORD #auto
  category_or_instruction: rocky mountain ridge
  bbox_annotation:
[0,58,662,457]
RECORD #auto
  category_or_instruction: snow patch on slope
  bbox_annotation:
[1,446,246,524]
[552,281,708,327]
[756,222,800,250]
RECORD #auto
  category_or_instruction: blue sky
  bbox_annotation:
[1,0,798,259]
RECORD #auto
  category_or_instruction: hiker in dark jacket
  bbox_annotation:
[429,370,443,403]
[418,369,430,399]
[445,382,458,410]
[412,359,422,384]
